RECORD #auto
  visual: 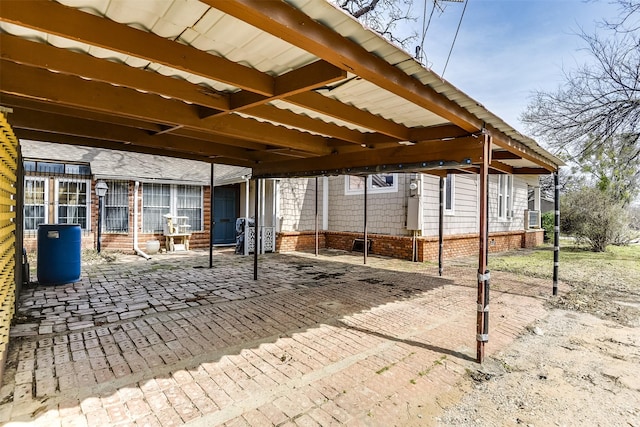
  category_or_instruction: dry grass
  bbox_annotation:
[486,244,640,326]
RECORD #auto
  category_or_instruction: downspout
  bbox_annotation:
[133,181,151,260]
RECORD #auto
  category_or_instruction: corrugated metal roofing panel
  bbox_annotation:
[269,100,375,133]
[4,0,561,167]
[321,79,449,128]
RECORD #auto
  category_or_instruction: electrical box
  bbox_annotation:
[406,197,422,230]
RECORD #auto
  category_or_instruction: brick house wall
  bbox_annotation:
[25,181,214,254]
[277,229,544,262]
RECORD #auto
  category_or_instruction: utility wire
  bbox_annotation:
[442,0,469,78]
[417,0,438,65]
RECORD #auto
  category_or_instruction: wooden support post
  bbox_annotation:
[553,170,560,295]
[477,134,491,363]
[439,176,444,276]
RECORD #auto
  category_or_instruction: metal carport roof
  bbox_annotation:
[0,0,562,178]
[0,0,564,363]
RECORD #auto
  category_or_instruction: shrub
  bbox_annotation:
[541,211,555,242]
[560,187,631,251]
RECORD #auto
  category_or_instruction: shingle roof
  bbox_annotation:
[21,140,250,186]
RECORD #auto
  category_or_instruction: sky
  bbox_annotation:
[395,0,622,136]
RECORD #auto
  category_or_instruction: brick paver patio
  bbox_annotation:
[0,249,555,426]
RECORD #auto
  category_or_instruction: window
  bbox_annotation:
[142,183,170,233]
[177,185,202,232]
[24,178,47,230]
[345,173,397,195]
[498,174,513,219]
[56,179,90,228]
[142,183,203,233]
[104,180,129,233]
[444,174,454,214]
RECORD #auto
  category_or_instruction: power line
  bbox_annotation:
[442,0,469,78]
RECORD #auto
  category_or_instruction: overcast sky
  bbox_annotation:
[400,0,621,135]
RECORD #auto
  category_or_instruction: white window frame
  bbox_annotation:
[54,178,91,230]
[344,173,398,195]
[24,177,48,230]
[444,173,455,215]
[498,174,514,220]
[142,183,204,233]
[175,185,204,232]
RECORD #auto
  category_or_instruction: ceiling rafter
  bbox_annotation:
[0,34,230,112]
[0,60,334,155]
[15,129,250,166]
[285,92,410,140]
[1,94,274,152]
[0,1,480,152]
[0,101,319,165]
[207,0,484,133]
[0,0,274,95]
[0,2,352,121]
[0,0,561,176]
[8,108,272,163]
[253,137,484,177]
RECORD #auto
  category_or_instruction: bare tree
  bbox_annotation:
[332,0,418,49]
[521,0,640,204]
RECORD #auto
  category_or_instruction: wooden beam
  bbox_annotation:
[491,150,521,160]
[0,0,274,96]
[253,137,484,177]
[2,94,273,152]
[512,167,552,175]
[8,108,272,162]
[15,129,253,167]
[207,0,483,133]
[1,61,332,155]
[488,126,557,171]
[228,60,347,111]
[241,104,368,145]
[409,124,471,143]
[0,34,230,111]
[285,92,410,139]
[489,161,513,174]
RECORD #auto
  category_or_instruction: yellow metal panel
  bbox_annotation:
[0,112,18,375]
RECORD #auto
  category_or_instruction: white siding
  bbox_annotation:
[422,174,478,236]
[488,175,528,232]
[278,178,324,232]
[327,175,409,235]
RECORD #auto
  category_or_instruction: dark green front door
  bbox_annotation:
[213,186,238,244]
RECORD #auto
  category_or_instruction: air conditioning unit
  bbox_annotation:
[524,210,541,229]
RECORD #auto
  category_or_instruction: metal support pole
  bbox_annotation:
[97,196,103,253]
[486,180,490,264]
[253,179,260,281]
[363,176,368,265]
[209,163,215,268]
[553,171,560,296]
[438,176,444,276]
[476,135,491,363]
[315,177,319,256]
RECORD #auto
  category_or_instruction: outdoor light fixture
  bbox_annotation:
[95,180,108,253]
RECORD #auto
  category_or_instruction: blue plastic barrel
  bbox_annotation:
[37,224,82,285]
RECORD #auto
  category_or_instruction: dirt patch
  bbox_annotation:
[438,310,640,426]
[437,245,640,426]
